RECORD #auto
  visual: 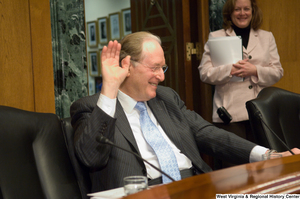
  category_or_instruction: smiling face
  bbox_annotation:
[120,39,165,102]
[231,0,253,28]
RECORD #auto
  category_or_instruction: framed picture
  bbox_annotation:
[88,51,100,76]
[95,77,102,93]
[121,8,132,37]
[89,81,95,96]
[109,12,121,40]
[87,21,98,47]
[97,17,109,44]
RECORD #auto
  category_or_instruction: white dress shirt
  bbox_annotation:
[97,91,268,178]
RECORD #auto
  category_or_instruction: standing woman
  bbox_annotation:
[198,0,283,169]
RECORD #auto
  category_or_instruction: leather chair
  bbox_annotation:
[61,117,91,199]
[0,106,90,199]
[246,87,300,152]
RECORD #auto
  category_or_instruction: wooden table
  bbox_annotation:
[123,154,300,199]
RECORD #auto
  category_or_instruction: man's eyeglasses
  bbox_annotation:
[131,60,168,74]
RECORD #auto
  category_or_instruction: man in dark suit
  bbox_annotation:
[70,31,299,193]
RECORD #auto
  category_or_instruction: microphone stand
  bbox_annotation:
[255,111,294,155]
[96,135,176,182]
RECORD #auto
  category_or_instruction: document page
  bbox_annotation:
[87,187,124,199]
[208,36,243,82]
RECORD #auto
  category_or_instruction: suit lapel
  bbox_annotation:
[226,28,258,55]
[114,100,141,155]
[147,95,212,173]
[245,29,258,54]
[225,28,236,37]
[147,98,184,152]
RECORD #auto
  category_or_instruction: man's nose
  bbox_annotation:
[155,70,165,82]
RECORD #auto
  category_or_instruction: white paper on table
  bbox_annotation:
[87,187,125,199]
[207,36,243,82]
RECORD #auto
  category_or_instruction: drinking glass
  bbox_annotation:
[262,153,282,160]
[123,176,148,196]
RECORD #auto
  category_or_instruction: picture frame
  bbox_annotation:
[97,17,109,45]
[88,51,100,76]
[89,81,95,96]
[121,8,132,37]
[109,12,121,40]
[95,77,102,93]
[87,21,98,47]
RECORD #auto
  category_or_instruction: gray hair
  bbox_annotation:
[119,31,161,62]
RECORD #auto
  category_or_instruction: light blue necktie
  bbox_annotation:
[135,101,181,183]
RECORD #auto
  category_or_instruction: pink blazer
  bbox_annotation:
[198,28,283,123]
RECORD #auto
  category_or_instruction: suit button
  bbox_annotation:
[248,55,252,59]
[249,85,253,89]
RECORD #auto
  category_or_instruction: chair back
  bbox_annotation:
[0,106,89,199]
[61,117,91,199]
[246,87,300,151]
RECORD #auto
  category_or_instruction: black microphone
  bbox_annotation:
[96,134,176,182]
[254,110,294,155]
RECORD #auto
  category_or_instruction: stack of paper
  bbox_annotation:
[87,187,125,199]
[207,36,243,82]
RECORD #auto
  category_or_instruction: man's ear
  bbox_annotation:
[121,55,131,68]
[121,56,131,76]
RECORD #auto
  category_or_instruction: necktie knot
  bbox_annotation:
[135,102,147,112]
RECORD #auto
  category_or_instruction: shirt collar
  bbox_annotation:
[117,90,138,114]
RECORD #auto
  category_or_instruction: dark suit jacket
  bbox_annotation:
[70,86,256,192]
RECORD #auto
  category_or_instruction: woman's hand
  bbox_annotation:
[231,58,257,78]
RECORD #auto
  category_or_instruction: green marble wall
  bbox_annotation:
[50,0,88,118]
[209,0,226,31]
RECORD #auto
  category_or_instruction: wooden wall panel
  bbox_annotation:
[130,0,193,108]
[258,0,300,93]
[0,0,55,113]
[196,0,213,122]
[29,0,55,113]
[0,0,35,111]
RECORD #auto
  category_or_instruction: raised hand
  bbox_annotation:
[100,40,130,99]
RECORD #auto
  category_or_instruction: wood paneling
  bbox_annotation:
[0,0,35,111]
[195,0,212,122]
[131,0,194,109]
[29,0,55,113]
[0,0,55,113]
[258,0,300,93]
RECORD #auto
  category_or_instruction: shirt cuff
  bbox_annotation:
[249,145,269,163]
[97,94,117,117]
